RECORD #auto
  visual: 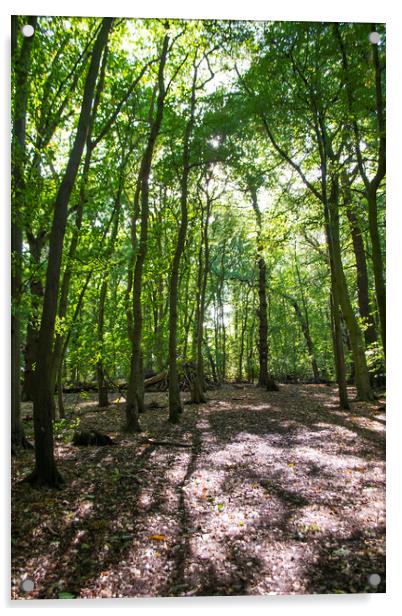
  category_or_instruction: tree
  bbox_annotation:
[125,30,170,432]
[335,24,386,356]
[249,184,278,391]
[11,15,38,448]
[167,52,198,422]
[26,18,113,487]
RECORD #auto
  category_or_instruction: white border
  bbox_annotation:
[2,1,401,615]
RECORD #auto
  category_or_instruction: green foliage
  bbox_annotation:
[14,17,385,394]
[54,417,81,442]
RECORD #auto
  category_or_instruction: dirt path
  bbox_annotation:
[11,384,385,598]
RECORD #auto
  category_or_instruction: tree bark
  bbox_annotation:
[168,55,198,423]
[190,177,212,404]
[330,290,350,410]
[125,32,169,432]
[250,187,278,391]
[282,292,320,383]
[50,44,109,417]
[237,290,249,382]
[328,183,373,401]
[367,188,386,354]
[26,18,113,487]
[11,15,37,448]
[342,176,378,348]
[96,169,124,407]
[319,173,371,402]
[22,231,46,401]
[335,24,386,356]
[96,279,109,408]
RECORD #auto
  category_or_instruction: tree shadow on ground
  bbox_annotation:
[205,385,385,459]
[303,527,386,594]
[16,438,179,598]
[12,384,385,598]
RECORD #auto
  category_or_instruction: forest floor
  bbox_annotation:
[11,383,385,599]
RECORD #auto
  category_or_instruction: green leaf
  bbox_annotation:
[58,591,76,599]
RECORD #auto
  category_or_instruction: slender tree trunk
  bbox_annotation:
[367,33,386,356]
[293,254,320,382]
[125,32,169,431]
[190,183,212,404]
[367,188,386,354]
[250,187,278,391]
[205,338,218,384]
[341,314,355,383]
[322,176,370,404]
[96,171,124,407]
[328,186,373,401]
[237,292,249,382]
[335,23,386,356]
[283,293,320,383]
[97,279,109,407]
[11,16,37,449]
[216,271,226,381]
[343,177,378,348]
[50,143,94,408]
[26,18,112,487]
[190,257,207,402]
[181,263,192,362]
[246,298,256,383]
[57,362,65,419]
[168,56,198,423]
[22,231,46,401]
[50,46,109,415]
[330,290,350,410]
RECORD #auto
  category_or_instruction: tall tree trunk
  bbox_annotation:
[246,297,256,383]
[293,254,320,382]
[367,187,386,355]
[237,290,249,382]
[282,292,320,383]
[330,290,350,410]
[96,170,124,407]
[190,236,207,403]
[50,45,109,417]
[205,338,218,384]
[26,18,113,487]
[190,180,212,404]
[321,174,370,403]
[50,142,93,410]
[11,15,37,448]
[96,279,109,407]
[57,361,65,419]
[181,262,192,362]
[250,187,278,391]
[328,184,373,401]
[22,231,46,401]
[125,32,169,432]
[342,177,378,348]
[216,262,226,381]
[168,55,198,423]
[335,24,386,356]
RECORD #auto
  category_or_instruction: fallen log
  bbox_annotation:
[144,370,168,388]
[72,430,114,446]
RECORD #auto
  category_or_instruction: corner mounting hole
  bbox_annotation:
[368,31,381,45]
[368,573,381,587]
[21,578,34,592]
[21,24,35,38]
